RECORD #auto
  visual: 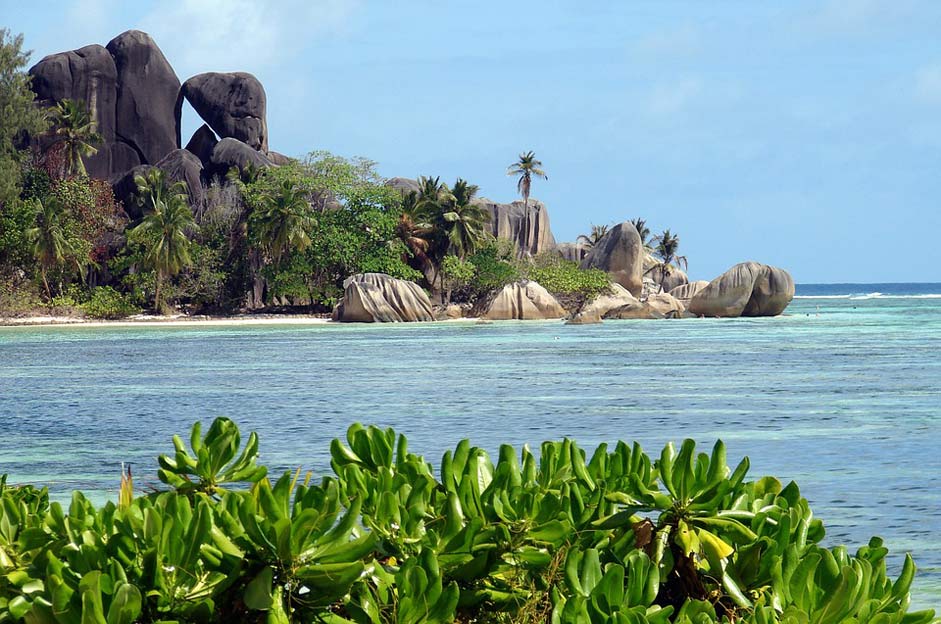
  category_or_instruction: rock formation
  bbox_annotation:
[154,149,204,208]
[385,177,421,196]
[29,44,118,179]
[332,273,435,322]
[106,30,180,168]
[111,165,155,220]
[208,138,273,178]
[556,242,588,263]
[669,280,709,303]
[688,262,795,317]
[184,124,218,166]
[473,198,556,257]
[579,283,640,319]
[580,222,644,297]
[644,292,685,317]
[179,72,268,152]
[481,280,566,320]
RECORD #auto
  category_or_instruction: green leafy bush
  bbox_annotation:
[521,252,611,299]
[468,240,520,294]
[0,418,936,624]
[81,286,140,319]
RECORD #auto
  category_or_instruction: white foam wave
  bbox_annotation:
[796,293,941,300]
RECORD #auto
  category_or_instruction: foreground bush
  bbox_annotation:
[0,419,936,624]
[81,286,140,319]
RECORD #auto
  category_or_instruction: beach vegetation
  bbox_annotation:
[81,285,140,319]
[649,229,688,287]
[48,98,102,178]
[0,417,936,624]
[577,223,610,249]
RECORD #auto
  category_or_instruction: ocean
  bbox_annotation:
[1,282,939,607]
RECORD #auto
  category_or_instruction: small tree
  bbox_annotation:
[26,197,74,299]
[50,99,102,178]
[650,229,688,291]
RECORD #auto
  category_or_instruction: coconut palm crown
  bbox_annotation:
[51,98,102,178]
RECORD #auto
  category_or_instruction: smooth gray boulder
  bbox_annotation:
[580,222,644,297]
[208,138,272,177]
[332,273,435,322]
[29,44,117,178]
[154,149,204,209]
[267,151,293,166]
[180,72,268,151]
[688,262,795,317]
[481,280,566,320]
[580,283,640,319]
[184,124,218,165]
[106,30,180,166]
[385,177,421,196]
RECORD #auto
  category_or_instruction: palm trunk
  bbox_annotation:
[41,268,51,301]
[154,271,163,314]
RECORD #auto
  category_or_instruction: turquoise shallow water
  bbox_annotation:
[1,289,939,608]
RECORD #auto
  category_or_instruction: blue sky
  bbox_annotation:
[6,0,941,282]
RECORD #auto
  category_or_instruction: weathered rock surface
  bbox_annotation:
[658,267,688,293]
[474,198,555,257]
[106,30,180,167]
[688,262,795,317]
[332,273,435,323]
[208,138,272,177]
[111,164,156,220]
[645,293,685,317]
[566,311,603,325]
[267,151,293,166]
[154,149,204,209]
[556,242,588,263]
[482,280,566,320]
[385,177,421,196]
[669,280,709,302]
[580,222,644,297]
[580,283,641,319]
[180,72,268,151]
[29,44,117,178]
[184,124,218,165]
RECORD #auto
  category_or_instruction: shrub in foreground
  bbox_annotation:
[81,286,140,319]
[0,418,936,624]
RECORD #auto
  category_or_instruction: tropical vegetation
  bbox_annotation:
[0,417,936,624]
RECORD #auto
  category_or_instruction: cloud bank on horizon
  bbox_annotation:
[6,0,940,283]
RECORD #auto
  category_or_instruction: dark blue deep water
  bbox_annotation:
[1,284,939,607]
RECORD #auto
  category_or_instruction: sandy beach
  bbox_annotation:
[0,314,335,328]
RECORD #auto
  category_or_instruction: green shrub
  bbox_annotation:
[0,418,936,624]
[469,240,520,293]
[81,286,140,319]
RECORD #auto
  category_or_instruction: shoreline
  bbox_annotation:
[0,313,496,328]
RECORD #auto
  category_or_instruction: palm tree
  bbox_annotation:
[441,178,490,260]
[250,179,313,266]
[395,190,433,269]
[630,218,651,248]
[51,99,102,178]
[577,224,609,249]
[506,151,547,255]
[130,170,196,313]
[650,229,688,290]
[27,197,73,299]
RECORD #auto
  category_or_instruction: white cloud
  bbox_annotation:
[646,77,703,116]
[137,0,361,79]
[915,63,941,104]
[632,24,701,59]
[806,0,919,35]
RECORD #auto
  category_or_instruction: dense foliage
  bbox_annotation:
[0,418,935,624]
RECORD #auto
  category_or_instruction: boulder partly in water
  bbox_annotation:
[481,280,566,320]
[688,262,795,317]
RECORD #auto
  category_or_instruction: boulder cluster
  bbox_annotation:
[28,30,284,212]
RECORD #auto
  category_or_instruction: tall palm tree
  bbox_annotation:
[630,218,651,248]
[395,190,433,269]
[506,151,547,255]
[51,99,102,178]
[250,179,313,266]
[27,197,73,299]
[130,170,196,313]
[577,224,609,249]
[650,229,688,290]
[441,178,490,260]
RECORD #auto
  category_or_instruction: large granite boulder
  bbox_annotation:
[580,283,640,319]
[580,222,644,297]
[111,164,156,220]
[184,124,218,165]
[385,177,421,196]
[688,262,795,317]
[556,242,588,263]
[106,30,180,167]
[669,280,709,303]
[208,138,272,177]
[29,44,117,178]
[645,292,685,317]
[473,198,555,257]
[154,149,204,209]
[482,280,566,320]
[658,267,688,293]
[180,72,268,151]
[332,273,435,323]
